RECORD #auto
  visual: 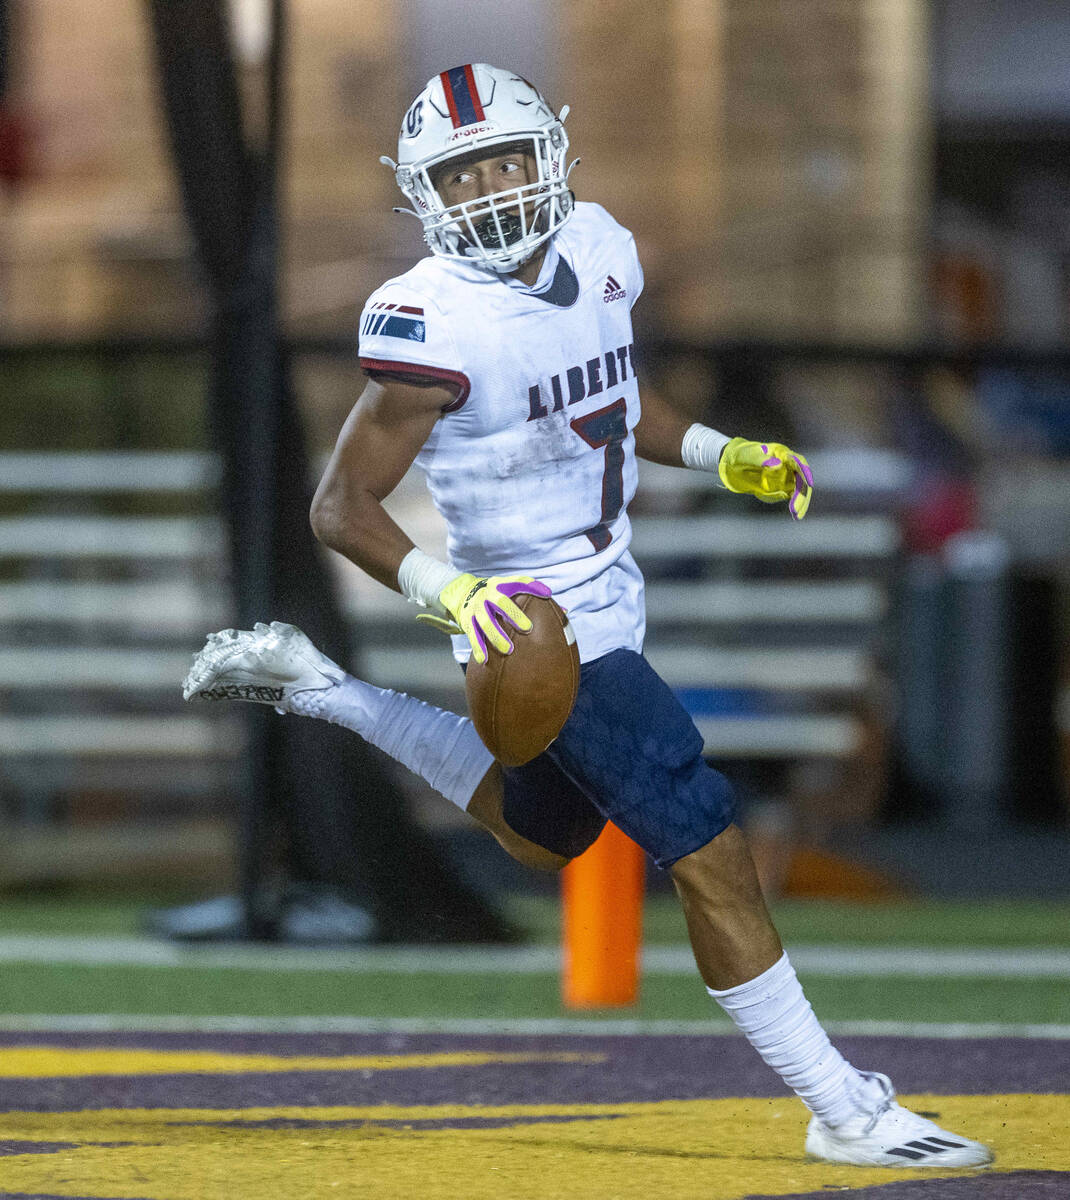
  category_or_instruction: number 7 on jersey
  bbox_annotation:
[571,398,628,552]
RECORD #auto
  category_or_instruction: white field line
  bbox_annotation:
[0,1014,1068,1039]
[1,936,1070,978]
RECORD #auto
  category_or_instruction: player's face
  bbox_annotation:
[432,145,538,207]
[430,141,547,270]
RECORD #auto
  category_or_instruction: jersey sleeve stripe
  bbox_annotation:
[359,357,472,413]
[369,302,425,315]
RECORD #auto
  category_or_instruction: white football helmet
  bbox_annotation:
[382,64,577,274]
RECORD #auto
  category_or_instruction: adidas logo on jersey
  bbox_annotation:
[603,275,626,303]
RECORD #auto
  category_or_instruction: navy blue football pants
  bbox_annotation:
[492,648,737,869]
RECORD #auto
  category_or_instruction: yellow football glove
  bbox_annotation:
[415,573,552,665]
[718,437,814,520]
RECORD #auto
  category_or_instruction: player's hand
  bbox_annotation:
[718,437,814,520]
[415,572,552,664]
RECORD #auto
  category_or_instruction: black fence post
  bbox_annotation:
[146,0,513,942]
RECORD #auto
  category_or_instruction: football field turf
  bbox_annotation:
[0,894,1066,1197]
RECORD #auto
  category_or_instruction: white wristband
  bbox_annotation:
[397,547,458,611]
[681,422,732,479]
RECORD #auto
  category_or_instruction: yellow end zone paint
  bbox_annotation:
[0,1046,602,1077]
[0,1095,1064,1199]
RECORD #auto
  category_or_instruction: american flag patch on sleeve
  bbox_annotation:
[361,302,426,342]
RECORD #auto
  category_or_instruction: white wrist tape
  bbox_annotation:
[397,547,458,610]
[681,423,732,476]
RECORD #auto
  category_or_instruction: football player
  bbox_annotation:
[184,64,990,1168]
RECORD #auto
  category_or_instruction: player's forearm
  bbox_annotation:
[309,485,415,594]
[634,387,813,516]
[635,387,731,470]
[633,386,693,466]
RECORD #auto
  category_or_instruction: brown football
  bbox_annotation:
[465,593,580,767]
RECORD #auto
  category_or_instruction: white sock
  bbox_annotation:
[291,675,493,812]
[708,951,879,1127]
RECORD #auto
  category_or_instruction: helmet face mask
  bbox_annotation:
[384,65,576,274]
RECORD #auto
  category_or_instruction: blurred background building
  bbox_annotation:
[0,0,1067,915]
[2,0,933,343]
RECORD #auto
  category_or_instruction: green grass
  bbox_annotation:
[0,889,211,936]
[6,897,1070,950]
[0,891,1067,1024]
[3,891,1070,947]
[0,964,1065,1024]
[509,895,1070,948]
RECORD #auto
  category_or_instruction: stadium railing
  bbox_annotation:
[0,448,899,882]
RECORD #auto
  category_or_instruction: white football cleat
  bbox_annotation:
[806,1072,992,1168]
[182,621,344,710]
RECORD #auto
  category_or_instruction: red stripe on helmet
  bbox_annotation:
[461,63,486,121]
[439,70,462,128]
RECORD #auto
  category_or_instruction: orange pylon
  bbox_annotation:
[561,821,645,1008]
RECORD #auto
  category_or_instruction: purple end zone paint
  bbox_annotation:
[0,1031,1063,1198]
[168,1113,625,1132]
[0,1194,157,1200]
[0,1141,81,1155]
[744,1172,1070,1199]
[0,1032,1065,1113]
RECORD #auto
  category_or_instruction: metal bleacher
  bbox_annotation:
[0,446,905,878]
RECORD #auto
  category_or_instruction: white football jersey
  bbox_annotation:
[358,202,645,664]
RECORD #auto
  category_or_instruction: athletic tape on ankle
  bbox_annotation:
[706,950,793,1002]
[708,951,863,1127]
